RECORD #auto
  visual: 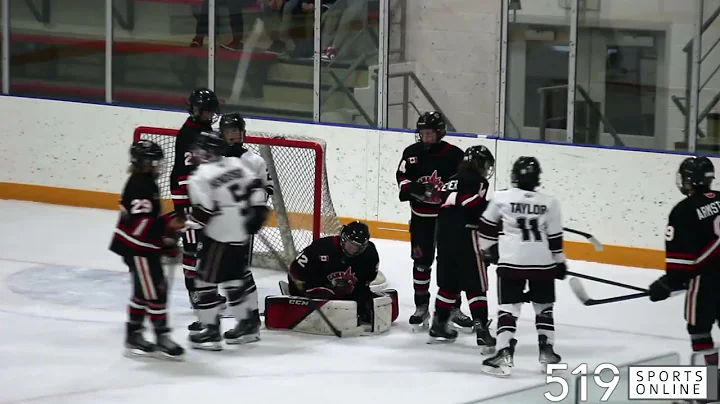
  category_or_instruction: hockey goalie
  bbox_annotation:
[265,221,399,336]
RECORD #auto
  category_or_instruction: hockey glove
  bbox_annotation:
[483,245,499,267]
[648,275,672,302]
[408,182,427,201]
[245,206,269,235]
[554,262,567,280]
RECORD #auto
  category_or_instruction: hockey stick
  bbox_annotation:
[569,277,649,306]
[563,227,603,251]
[255,231,364,338]
[566,271,647,293]
[569,277,684,306]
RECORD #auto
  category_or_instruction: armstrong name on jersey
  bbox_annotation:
[696,199,720,220]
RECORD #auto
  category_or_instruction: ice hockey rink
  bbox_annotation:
[0,200,709,404]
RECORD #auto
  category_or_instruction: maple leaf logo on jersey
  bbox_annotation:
[327,267,358,294]
[417,170,444,204]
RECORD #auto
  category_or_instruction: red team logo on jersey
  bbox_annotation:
[417,170,444,204]
[327,267,358,294]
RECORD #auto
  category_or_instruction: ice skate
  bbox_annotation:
[427,313,458,344]
[481,338,516,377]
[409,304,430,332]
[538,335,561,368]
[124,328,155,358]
[189,323,223,351]
[187,321,203,336]
[155,332,185,361]
[474,319,496,355]
[450,307,474,333]
[224,310,261,345]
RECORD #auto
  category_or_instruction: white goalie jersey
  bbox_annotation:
[187,156,268,243]
[478,187,565,276]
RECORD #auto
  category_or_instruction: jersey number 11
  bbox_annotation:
[517,217,542,242]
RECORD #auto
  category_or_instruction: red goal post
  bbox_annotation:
[132,126,342,271]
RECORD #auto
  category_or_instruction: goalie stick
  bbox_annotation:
[255,231,364,338]
[563,227,603,251]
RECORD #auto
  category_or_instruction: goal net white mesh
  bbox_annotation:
[132,126,387,290]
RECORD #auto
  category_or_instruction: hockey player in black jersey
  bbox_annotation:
[170,88,220,335]
[110,140,186,359]
[430,145,497,353]
[288,222,379,304]
[649,156,720,368]
[395,111,473,332]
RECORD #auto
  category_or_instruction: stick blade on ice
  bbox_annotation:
[569,277,591,304]
[588,236,604,251]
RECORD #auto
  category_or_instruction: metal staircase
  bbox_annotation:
[672,1,720,150]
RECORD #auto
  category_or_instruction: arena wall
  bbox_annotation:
[0,96,710,270]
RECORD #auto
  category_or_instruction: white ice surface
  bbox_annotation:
[0,200,710,404]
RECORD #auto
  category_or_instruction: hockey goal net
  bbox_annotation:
[133,126,342,272]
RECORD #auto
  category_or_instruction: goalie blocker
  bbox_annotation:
[265,287,399,336]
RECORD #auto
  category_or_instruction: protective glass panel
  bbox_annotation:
[9,0,105,102]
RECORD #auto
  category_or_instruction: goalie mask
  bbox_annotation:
[340,221,370,257]
[191,131,225,164]
[130,140,164,178]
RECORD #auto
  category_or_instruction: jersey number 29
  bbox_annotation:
[517,217,542,242]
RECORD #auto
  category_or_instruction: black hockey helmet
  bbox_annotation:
[191,131,226,164]
[676,156,715,195]
[219,113,246,146]
[187,88,219,121]
[511,156,541,191]
[130,140,164,177]
[416,111,446,148]
[462,145,495,179]
[340,221,371,257]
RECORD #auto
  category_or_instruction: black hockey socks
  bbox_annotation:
[128,297,146,326]
[413,265,431,306]
[534,304,555,345]
[496,310,518,350]
[689,325,718,365]
[467,292,488,323]
[181,229,199,276]
[226,271,259,321]
[194,283,223,325]
[148,300,168,333]
[434,289,458,322]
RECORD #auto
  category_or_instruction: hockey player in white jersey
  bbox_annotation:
[186,131,269,351]
[218,113,274,196]
[477,156,566,376]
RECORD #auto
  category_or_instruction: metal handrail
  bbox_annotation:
[683,3,720,53]
[387,71,457,131]
[537,84,625,147]
[672,95,707,138]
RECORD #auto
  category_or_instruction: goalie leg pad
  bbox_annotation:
[264,295,358,336]
[370,295,393,333]
[376,289,399,322]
